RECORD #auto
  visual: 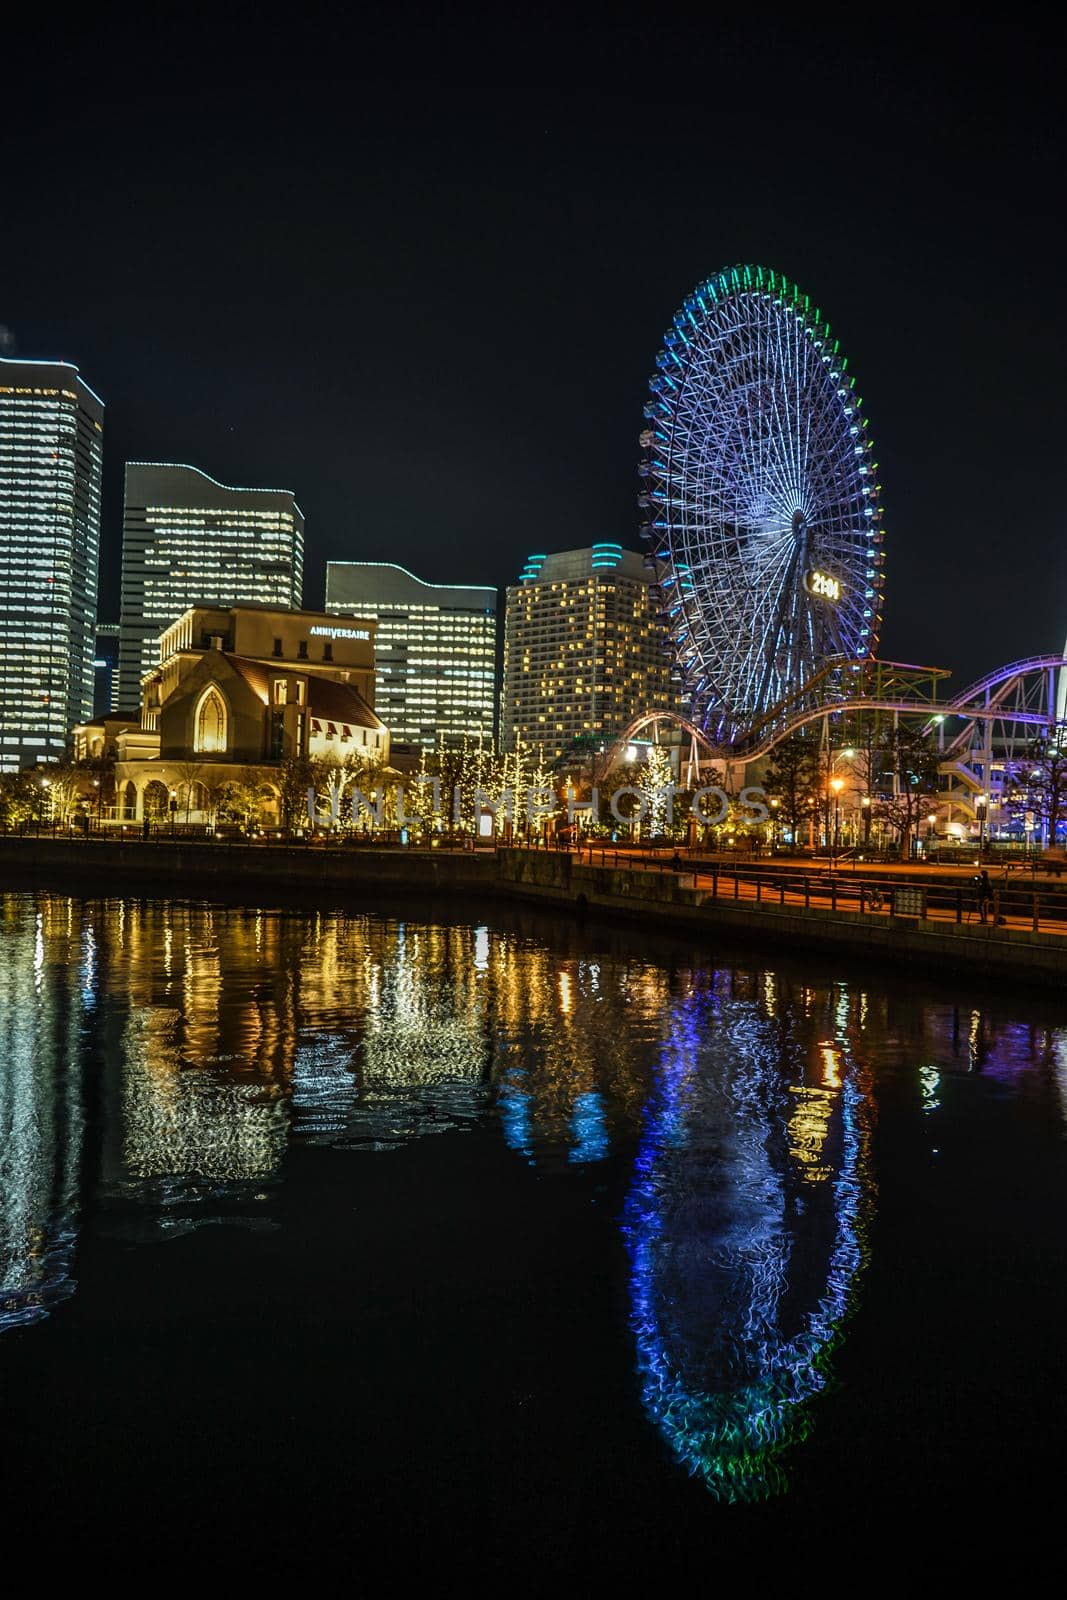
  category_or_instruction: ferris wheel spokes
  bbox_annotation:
[641,266,884,742]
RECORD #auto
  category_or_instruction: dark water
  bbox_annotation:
[2,888,1067,1571]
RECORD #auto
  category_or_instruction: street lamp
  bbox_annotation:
[769,796,779,851]
[927,811,938,853]
[823,746,855,852]
[860,794,872,849]
[830,776,844,868]
[976,792,988,858]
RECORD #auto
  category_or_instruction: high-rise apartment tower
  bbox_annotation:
[501,544,674,761]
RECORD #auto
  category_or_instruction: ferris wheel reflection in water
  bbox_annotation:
[622,978,876,1502]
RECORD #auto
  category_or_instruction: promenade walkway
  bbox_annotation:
[572,846,1067,939]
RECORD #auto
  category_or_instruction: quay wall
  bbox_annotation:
[0,836,496,895]
[2,837,1066,988]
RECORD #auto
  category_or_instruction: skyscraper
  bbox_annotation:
[93,622,120,716]
[325,561,497,749]
[117,462,304,710]
[0,357,104,772]
[501,544,675,761]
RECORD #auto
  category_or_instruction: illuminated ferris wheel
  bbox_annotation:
[639,265,885,744]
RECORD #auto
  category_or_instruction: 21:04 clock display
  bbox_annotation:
[805,569,842,602]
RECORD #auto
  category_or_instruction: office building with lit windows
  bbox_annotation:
[0,357,104,771]
[117,463,304,711]
[501,544,675,761]
[325,561,497,749]
[93,621,120,715]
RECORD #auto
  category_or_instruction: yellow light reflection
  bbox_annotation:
[788,1085,833,1181]
[820,1043,843,1090]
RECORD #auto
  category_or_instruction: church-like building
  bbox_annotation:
[75,603,389,824]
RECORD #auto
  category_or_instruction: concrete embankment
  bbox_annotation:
[0,835,496,896]
[495,849,1067,987]
[2,837,1066,988]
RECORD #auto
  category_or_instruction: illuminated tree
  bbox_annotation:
[224,768,274,830]
[41,764,83,824]
[142,780,170,820]
[393,736,561,842]
[402,745,440,838]
[0,772,38,827]
[637,744,675,837]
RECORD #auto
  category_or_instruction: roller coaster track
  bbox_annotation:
[599,653,1067,778]
[924,653,1065,760]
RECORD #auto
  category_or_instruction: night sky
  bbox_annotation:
[3,12,1064,687]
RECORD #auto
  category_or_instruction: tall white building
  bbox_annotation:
[325,561,497,748]
[0,357,104,771]
[117,462,304,711]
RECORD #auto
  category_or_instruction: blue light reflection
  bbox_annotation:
[622,988,873,1501]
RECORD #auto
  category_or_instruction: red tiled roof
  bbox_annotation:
[227,656,272,703]
[308,675,383,731]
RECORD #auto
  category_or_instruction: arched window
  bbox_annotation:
[195,688,228,754]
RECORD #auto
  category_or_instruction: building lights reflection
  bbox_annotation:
[309,922,492,1148]
[7,873,1067,1478]
[489,945,660,1165]
[820,1043,843,1091]
[120,1010,289,1188]
[0,897,85,1329]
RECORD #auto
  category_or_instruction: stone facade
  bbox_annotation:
[106,603,389,823]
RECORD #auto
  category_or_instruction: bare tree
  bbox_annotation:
[1011,723,1067,847]
[200,777,228,830]
[173,760,205,822]
[763,732,820,846]
[875,722,941,858]
[277,753,313,833]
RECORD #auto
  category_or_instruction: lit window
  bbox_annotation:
[194,687,228,753]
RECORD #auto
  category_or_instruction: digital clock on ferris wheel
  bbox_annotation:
[804,569,842,603]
